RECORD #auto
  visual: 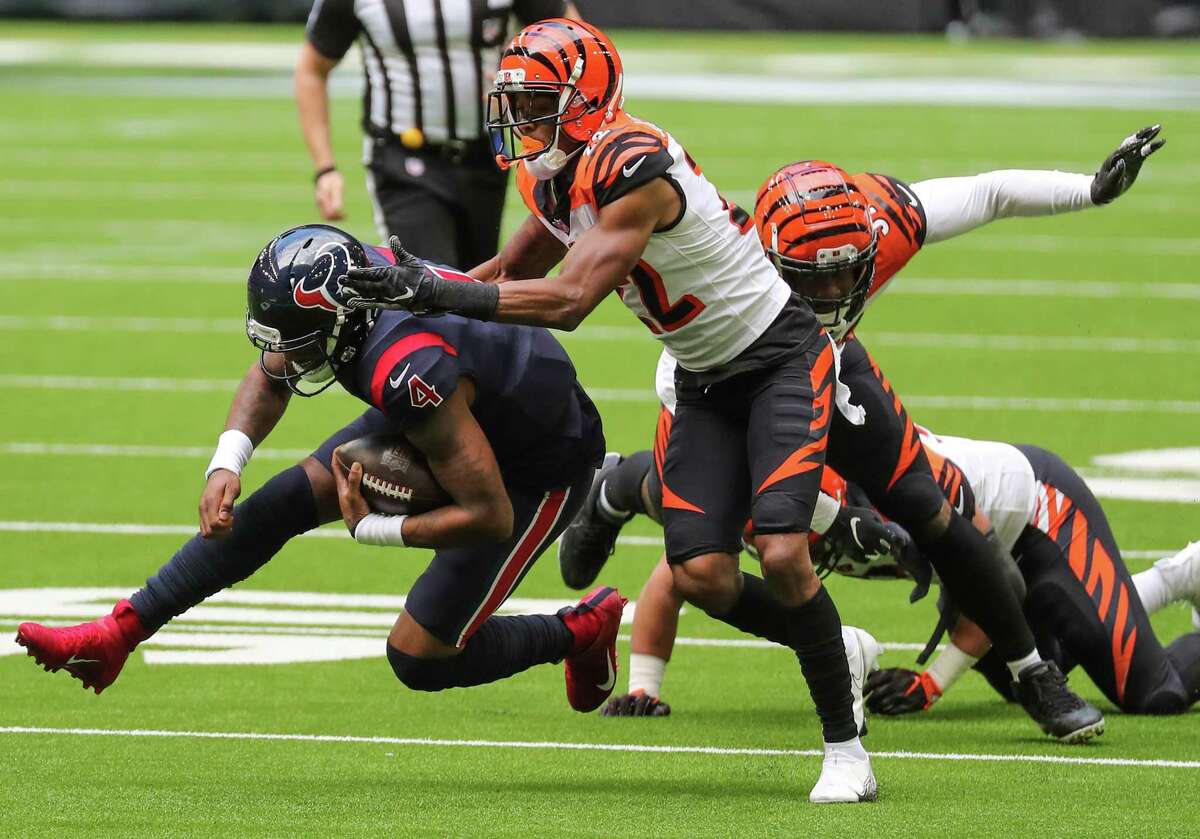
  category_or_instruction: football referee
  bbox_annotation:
[296,0,580,268]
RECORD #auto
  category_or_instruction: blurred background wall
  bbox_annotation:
[1,0,1198,37]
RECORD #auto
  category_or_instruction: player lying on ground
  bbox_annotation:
[559,128,1165,742]
[341,17,879,802]
[16,225,626,713]
[589,431,1200,723]
[865,430,1200,717]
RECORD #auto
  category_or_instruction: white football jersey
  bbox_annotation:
[917,429,1038,555]
[516,114,790,372]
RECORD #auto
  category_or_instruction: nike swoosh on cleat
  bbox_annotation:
[65,655,100,666]
[849,516,863,549]
[622,157,647,178]
[597,654,616,692]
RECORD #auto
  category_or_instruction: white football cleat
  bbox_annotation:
[1153,541,1200,615]
[809,745,877,804]
[842,625,881,737]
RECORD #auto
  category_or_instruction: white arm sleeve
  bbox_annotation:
[911,170,1095,245]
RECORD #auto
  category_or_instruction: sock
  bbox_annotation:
[705,573,788,646]
[785,587,858,744]
[1166,633,1200,702]
[825,736,869,759]
[1007,649,1043,681]
[1133,566,1173,614]
[387,614,572,690]
[628,652,667,697]
[599,450,654,520]
[921,512,1037,661]
[129,465,318,633]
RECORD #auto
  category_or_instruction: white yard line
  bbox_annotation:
[0,519,1174,561]
[5,315,1200,355]
[5,374,1200,413]
[1,725,1196,769]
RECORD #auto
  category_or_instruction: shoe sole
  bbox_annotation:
[15,628,109,694]
[810,781,878,804]
[1054,718,1106,744]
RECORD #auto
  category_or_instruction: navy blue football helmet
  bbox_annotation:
[246,224,374,396]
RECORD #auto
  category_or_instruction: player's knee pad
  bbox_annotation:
[386,644,455,692]
[644,464,664,523]
[750,491,808,536]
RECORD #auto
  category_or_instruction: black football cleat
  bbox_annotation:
[1013,661,1105,743]
[558,453,632,590]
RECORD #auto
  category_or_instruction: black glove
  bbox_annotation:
[1091,125,1165,205]
[600,691,671,717]
[864,668,941,715]
[343,236,499,320]
[823,505,907,573]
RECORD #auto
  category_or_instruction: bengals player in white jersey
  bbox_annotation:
[568,128,1164,741]
[342,18,875,802]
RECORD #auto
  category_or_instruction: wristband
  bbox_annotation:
[925,643,980,693]
[313,164,338,184]
[810,491,839,535]
[429,276,500,321]
[353,513,408,547]
[205,430,254,480]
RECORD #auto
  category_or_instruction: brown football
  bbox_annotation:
[333,433,450,516]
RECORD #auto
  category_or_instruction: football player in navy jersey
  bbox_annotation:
[16,224,624,714]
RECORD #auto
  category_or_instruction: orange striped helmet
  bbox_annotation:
[754,161,878,340]
[486,18,624,171]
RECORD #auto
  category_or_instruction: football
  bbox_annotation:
[333,433,450,516]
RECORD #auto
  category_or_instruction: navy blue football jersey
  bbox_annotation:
[336,299,605,490]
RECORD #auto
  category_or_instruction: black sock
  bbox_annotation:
[130,465,318,633]
[921,512,1036,661]
[601,450,654,516]
[705,573,788,646]
[784,586,858,743]
[387,614,573,690]
[1167,632,1200,703]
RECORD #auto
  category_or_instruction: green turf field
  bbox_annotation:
[2,22,1199,837]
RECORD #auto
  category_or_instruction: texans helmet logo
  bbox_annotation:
[293,242,353,313]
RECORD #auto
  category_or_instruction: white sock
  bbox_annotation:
[1007,649,1043,681]
[1133,566,1172,614]
[628,653,667,697]
[824,736,868,760]
[597,481,629,523]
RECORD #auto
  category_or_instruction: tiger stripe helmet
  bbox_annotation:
[754,161,878,340]
[487,18,624,170]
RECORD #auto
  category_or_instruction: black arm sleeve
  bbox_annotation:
[306,0,361,61]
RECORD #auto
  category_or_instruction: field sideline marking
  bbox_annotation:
[1,725,1196,770]
[0,520,1173,560]
[4,374,1200,413]
[5,315,1200,355]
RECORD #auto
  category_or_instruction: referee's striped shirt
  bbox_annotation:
[306,0,567,145]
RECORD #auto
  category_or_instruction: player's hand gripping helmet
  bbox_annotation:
[245,224,374,396]
[486,18,623,177]
[754,161,878,341]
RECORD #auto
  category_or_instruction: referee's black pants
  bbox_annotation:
[364,135,508,270]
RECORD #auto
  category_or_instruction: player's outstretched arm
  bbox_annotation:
[912,125,1165,245]
[336,381,513,549]
[468,214,568,284]
[198,357,293,538]
[343,178,678,330]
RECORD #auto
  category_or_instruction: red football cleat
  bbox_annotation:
[15,599,149,695]
[559,586,626,712]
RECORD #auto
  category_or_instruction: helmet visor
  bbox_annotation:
[486,83,577,166]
